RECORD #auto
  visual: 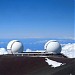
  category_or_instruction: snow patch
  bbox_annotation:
[45,58,64,68]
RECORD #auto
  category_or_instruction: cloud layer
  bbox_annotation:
[61,43,75,58]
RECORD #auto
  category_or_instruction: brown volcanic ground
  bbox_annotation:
[0,55,75,75]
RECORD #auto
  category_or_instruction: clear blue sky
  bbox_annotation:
[0,0,74,39]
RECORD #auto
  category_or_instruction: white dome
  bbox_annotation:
[44,40,61,54]
[7,40,24,54]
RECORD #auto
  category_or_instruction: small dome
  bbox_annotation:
[7,40,24,54]
[44,40,61,54]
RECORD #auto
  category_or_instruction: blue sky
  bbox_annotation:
[0,0,74,39]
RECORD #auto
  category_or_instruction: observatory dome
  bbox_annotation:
[44,40,61,54]
[7,40,24,54]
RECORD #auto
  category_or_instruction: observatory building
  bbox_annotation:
[0,40,62,55]
[0,39,62,56]
[7,40,24,54]
[44,40,61,54]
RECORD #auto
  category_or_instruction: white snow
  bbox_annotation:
[45,58,64,68]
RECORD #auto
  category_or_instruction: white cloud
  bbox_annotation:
[34,50,45,52]
[0,48,8,55]
[25,48,32,52]
[25,48,45,52]
[34,40,48,44]
[61,43,75,58]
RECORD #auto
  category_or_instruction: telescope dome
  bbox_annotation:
[7,40,24,54]
[44,40,61,54]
